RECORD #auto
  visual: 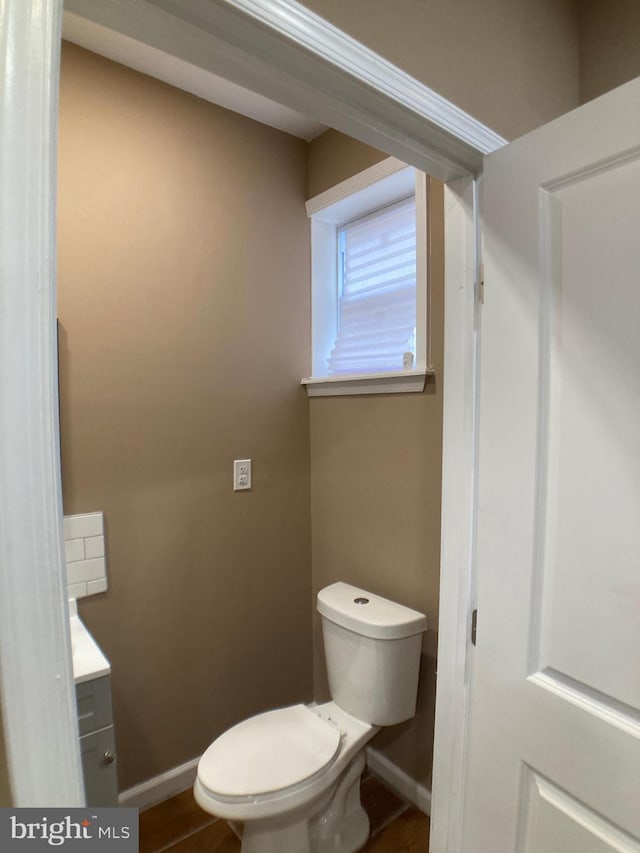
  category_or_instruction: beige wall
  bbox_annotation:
[58,43,313,790]
[299,0,579,141]
[307,129,388,198]
[578,0,640,104]
[307,132,443,786]
[52,0,637,800]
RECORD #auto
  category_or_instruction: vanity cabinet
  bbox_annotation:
[76,675,118,806]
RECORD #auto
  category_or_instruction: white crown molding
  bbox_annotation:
[0,0,84,806]
[65,0,507,179]
[222,0,506,157]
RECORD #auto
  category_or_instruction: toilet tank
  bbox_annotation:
[317,582,427,726]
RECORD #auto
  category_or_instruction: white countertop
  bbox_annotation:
[69,600,111,684]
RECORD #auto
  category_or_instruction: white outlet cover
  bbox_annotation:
[233,459,252,491]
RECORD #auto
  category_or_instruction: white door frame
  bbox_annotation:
[0,0,505,838]
[429,175,481,853]
[0,0,84,806]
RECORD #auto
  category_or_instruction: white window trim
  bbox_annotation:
[302,369,430,397]
[302,157,431,397]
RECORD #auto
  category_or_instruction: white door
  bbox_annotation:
[463,77,640,852]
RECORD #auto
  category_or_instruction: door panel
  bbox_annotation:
[463,77,640,852]
[536,155,640,712]
[521,770,640,853]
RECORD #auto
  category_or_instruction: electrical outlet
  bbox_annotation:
[233,459,252,491]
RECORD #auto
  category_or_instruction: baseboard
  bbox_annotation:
[118,756,200,811]
[119,747,431,815]
[365,747,432,816]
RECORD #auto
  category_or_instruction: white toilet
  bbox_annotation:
[194,581,427,853]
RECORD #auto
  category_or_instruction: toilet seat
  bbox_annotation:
[197,704,342,801]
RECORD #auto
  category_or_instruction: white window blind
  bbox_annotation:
[327,197,416,376]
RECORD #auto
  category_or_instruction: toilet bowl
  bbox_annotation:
[195,702,376,853]
[194,582,427,853]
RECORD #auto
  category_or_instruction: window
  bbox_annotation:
[302,158,429,396]
[330,197,416,375]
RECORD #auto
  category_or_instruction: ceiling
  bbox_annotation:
[62,11,328,141]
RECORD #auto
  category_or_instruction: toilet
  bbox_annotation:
[194,581,427,853]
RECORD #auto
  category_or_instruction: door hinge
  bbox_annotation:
[477,264,485,304]
[471,608,478,646]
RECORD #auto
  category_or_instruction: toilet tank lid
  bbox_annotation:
[317,582,427,640]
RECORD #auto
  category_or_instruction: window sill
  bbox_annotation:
[301,369,432,397]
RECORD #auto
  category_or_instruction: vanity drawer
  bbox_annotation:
[76,675,113,736]
[80,725,118,807]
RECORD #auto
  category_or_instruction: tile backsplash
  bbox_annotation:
[63,512,108,599]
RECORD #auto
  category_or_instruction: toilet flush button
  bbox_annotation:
[354,597,369,605]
